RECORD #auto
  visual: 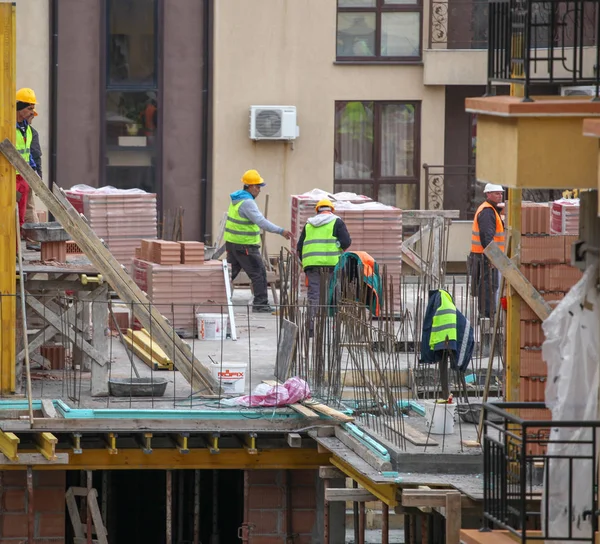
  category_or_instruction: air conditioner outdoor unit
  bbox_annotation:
[249,106,299,141]
[560,85,598,97]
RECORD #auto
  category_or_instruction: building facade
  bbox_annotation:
[15,0,489,254]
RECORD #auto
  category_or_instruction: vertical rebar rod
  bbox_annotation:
[166,470,173,544]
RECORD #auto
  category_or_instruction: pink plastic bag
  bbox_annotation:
[233,377,311,407]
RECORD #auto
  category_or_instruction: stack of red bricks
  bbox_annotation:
[137,239,206,266]
[180,241,205,264]
[0,470,66,542]
[66,188,157,267]
[132,258,227,335]
[519,202,582,419]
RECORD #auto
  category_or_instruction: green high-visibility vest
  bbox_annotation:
[429,289,457,350]
[15,125,32,175]
[301,219,342,269]
[223,200,261,246]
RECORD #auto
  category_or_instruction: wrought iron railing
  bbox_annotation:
[423,164,478,219]
[429,0,489,49]
[487,0,600,98]
[483,402,599,542]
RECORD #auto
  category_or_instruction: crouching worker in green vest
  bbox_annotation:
[297,199,352,335]
[224,169,292,313]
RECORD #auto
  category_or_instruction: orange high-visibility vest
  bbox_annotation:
[471,202,505,253]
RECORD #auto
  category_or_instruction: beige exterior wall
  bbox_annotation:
[212,0,446,245]
[14,0,50,210]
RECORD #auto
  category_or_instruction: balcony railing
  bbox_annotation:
[423,164,478,220]
[429,0,489,49]
[483,402,599,543]
[487,0,600,98]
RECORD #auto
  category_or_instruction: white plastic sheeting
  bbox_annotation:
[541,262,599,543]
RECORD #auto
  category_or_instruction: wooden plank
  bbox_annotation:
[275,319,298,381]
[319,466,345,480]
[66,488,85,539]
[91,285,109,397]
[384,420,439,447]
[334,427,392,472]
[402,489,450,508]
[302,400,354,423]
[325,488,377,502]
[87,489,109,544]
[0,452,69,464]
[0,140,217,392]
[445,491,462,544]
[483,241,551,321]
[41,400,58,419]
[0,3,16,394]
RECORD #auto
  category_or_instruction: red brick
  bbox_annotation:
[290,470,316,487]
[34,471,65,487]
[291,486,316,509]
[34,488,65,512]
[40,241,67,263]
[521,203,550,235]
[247,470,280,485]
[36,512,64,538]
[521,235,565,264]
[520,292,564,320]
[520,349,547,377]
[2,488,25,512]
[1,513,28,538]
[520,321,545,348]
[291,510,316,535]
[248,510,280,535]
[248,486,283,509]
[2,471,26,486]
[520,376,547,402]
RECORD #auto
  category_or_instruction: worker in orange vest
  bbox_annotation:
[469,183,505,319]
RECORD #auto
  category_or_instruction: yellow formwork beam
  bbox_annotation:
[0,430,19,461]
[128,329,173,366]
[0,447,331,470]
[329,456,399,507]
[34,432,58,461]
[123,335,173,371]
[0,3,17,394]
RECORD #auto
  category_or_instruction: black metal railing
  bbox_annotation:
[487,0,600,98]
[429,0,489,49]
[423,164,478,219]
[483,402,599,542]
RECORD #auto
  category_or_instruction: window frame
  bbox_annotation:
[336,0,423,63]
[100,0,163,203]
[334,100,421,208]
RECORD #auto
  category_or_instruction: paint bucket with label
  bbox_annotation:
[196,313,229,340]
[209,362,247,394]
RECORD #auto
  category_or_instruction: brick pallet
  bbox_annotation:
[66,189,158,267]
[518,202,582,415]
[132,259,228,335]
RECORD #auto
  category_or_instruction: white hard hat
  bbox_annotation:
[483,183,504,193]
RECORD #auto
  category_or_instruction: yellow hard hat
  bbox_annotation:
[315,199,335,212]
[241,169,266,186]
[16,88,37,105]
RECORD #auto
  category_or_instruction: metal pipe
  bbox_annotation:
[358,501,366,544]
[166,470,173,544]
[323,478,330,544]
[16,208,33,423]
[193,470,201,544]
[382,503,389,544]
[210,470,219,544]
[27,466,34,544]
[353,480,359,542]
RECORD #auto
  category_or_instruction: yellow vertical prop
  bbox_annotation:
[0,3,16,394]
[506,38,524,402]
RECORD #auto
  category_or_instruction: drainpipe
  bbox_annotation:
[200,0,213,242]
[49,0,58,198]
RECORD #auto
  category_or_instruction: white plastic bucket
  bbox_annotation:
[209,362,247,394]
[424,400,457,435]
[197,313,229,340]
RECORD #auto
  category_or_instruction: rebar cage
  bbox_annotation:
[482,402,599,542]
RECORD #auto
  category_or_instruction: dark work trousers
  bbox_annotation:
[305,267,334,330]
[226,242,268,307]
[469,253,499,319]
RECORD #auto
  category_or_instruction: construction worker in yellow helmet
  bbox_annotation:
[297,198,352,335]
[223,169,292,313]
[15,88,39,237]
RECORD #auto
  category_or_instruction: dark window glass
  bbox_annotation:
[334,101,420,207]
[108,0,157,86]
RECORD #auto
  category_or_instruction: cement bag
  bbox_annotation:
[541,263,599,543]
